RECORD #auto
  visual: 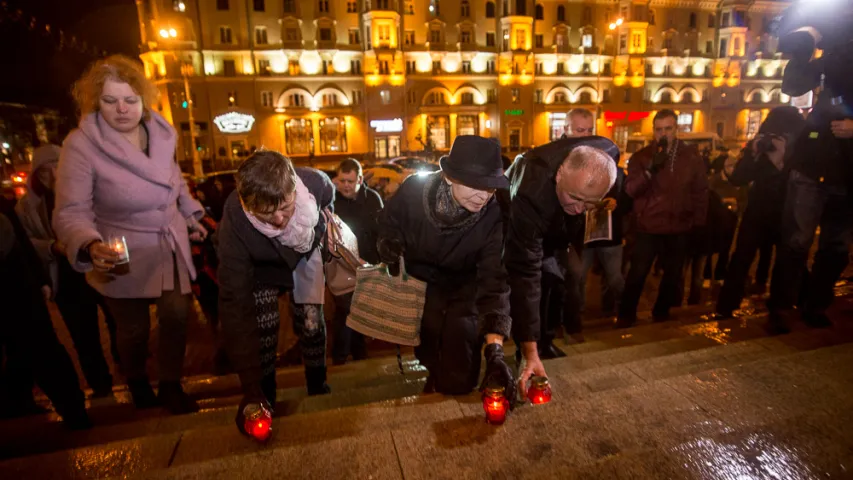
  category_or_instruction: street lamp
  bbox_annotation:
[169,28,177,38]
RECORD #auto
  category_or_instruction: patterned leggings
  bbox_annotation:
[254,286,327,379]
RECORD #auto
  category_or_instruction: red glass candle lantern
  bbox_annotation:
[528,376,552,405]
[243,402,273,442]
[482,386,510,425]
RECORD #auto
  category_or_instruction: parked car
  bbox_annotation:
[363,164,406,199]
[386,156,439,176]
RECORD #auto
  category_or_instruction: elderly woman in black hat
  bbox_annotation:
[377,135,515,399]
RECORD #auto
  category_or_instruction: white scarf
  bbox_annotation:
[242,175,319,253]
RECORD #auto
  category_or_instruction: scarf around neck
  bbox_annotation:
[423,172,486,233]
[242,175,319,253]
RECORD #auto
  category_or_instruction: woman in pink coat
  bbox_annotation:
[53,55,207,414]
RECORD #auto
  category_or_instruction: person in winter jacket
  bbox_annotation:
[16,144,118,397]
[717,107,807,318]
[618,109,709,327]
[378,136,516,400]
[502,135,619,396]
[53,55,207,414]
[0,200,91,429]
[331,158,383,364]
[216,150,333,435]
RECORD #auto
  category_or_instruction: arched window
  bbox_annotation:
[660,91,673,104]
[461,0,470,16]
[535,4,543,20]
[556,5,565,22]
[682,91,695,103]
[485,1,495,18]
[579,91,592,103]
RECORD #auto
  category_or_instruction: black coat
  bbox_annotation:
[379,172,510,394]
[216,167,334,394]
[729,145,789,226]
[333,185,383,265]
[0,201,51,303]
[500,136,620,342]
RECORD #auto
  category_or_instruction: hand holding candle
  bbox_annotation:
[105,235,130,274]
[527,376,552,405]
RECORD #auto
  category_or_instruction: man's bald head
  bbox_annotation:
[555,146,617,215]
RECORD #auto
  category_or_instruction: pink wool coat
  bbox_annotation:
[53,111,203,299]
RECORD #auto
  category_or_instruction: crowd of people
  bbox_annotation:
[1,54,851,436]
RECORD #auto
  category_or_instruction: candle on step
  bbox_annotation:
[527,376,552,405]
[243,402,273,442]
[482,387,509,425]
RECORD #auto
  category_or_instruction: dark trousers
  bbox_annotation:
[770,171,852,315]
[416,283,481,395]
[685,254,706,305]
[0,289,86,419]
[331,292,367,364]
[619,233,688,320]
[55,260,114,392]
[755,238,774,287]
[717,214,778,315]
[104,267,191,383]
[563,247,584,334]
[538,269,566,350]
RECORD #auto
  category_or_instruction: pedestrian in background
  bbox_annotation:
[53,55,207,414]
[331,159,383,365]
[16,144,118,398]
[618,109,709,327]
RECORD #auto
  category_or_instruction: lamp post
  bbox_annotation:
[181,62,203,178]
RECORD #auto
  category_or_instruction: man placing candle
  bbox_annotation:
[501,136,619,397]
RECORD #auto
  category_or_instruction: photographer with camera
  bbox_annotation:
[765,2,853,333]
[715,107,807,318]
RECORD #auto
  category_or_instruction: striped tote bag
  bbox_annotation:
[346,258,426,346]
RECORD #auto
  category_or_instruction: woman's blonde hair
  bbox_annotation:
[72,55,159,119]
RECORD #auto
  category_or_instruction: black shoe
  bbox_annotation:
[62,410,93,431]
[747,283,767,296]
[766,311,792,336]
[128,378,160,409]
[158,381,199,415]
[305,366,331,396]
[213,348,231,376]
[564,332,585,345]
[423,374,436,394]
[615,316,636,329]
[1,401,50,419]
[91,385,114,399]
[652,311,671,322]
[803,312,833,329]
[307,384,331,396]
[538,343,567,359]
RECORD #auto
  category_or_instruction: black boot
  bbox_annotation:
[157,381,199,415]
[766,310,793,336]
[305,366,331,396]
[128,377,159,409]
[60,407,93,431]
[260,373,277,407]
[803,311,833,329]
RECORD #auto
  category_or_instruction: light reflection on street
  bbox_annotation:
[673,433,818,479]
[681,321,732,344]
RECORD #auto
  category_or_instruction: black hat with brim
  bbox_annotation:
[439,135,510,190]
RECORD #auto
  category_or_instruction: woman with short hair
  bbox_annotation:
[53,55,207,414]
[216,150,333,430]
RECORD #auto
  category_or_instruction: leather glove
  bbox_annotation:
[479,343,518,410]
[649,138,668,175]
[377,237,404,277]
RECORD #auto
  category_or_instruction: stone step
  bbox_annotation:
[86,342,853,478]
[4,323,850,476]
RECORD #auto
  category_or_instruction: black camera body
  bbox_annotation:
[756,135,777,154]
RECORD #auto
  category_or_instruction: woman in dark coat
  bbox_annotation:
[378,136,516,399]
[216,150,333,434]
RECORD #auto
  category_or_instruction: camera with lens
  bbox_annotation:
[755,135,777,154]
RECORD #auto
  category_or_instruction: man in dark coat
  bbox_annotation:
[331,158,384,364]
[618,109,709,327]
[717,107,808,318]
[502,136,619,395]
[0,199,90,429]
[378,136,516,399]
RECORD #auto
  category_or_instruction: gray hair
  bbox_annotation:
[561,146,617,191]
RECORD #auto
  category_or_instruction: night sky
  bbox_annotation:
[0,0,140,116]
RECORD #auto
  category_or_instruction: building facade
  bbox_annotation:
[137,0,791,168]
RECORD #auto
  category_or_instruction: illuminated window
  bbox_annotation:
[380,90,391,104]
[428,116,450,150]
[549,112,566,141]
[350,60,361,73]
[460,92,474,104]
[582,33,593,48]
[632,33,642,49]
[261,91,273,107]
[677,113,693,132]
[285,119,313,155]
[322,94,337,107]
[255,26,268,44]
[511,88,520,103]
[457,115,478,136]
[378,60,389,74]
[432,60,441,73]
[378,25,391,44]
[257,59,270,74]
[427,91,445,105]
[288,59,300,75]
[554,92,567,104]
[462,60,471,73]
[485,1,495,18]
[288,93,304,107]
[319,117,347,153]
[487,60,495,73]
[515,29,525,48]
[219,26,233,44]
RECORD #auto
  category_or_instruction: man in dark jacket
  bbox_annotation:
[0,199,90,429]
[618,109,709,327]
[717,107,807,318]
[331,158,383,364]
[503,136,619,395]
